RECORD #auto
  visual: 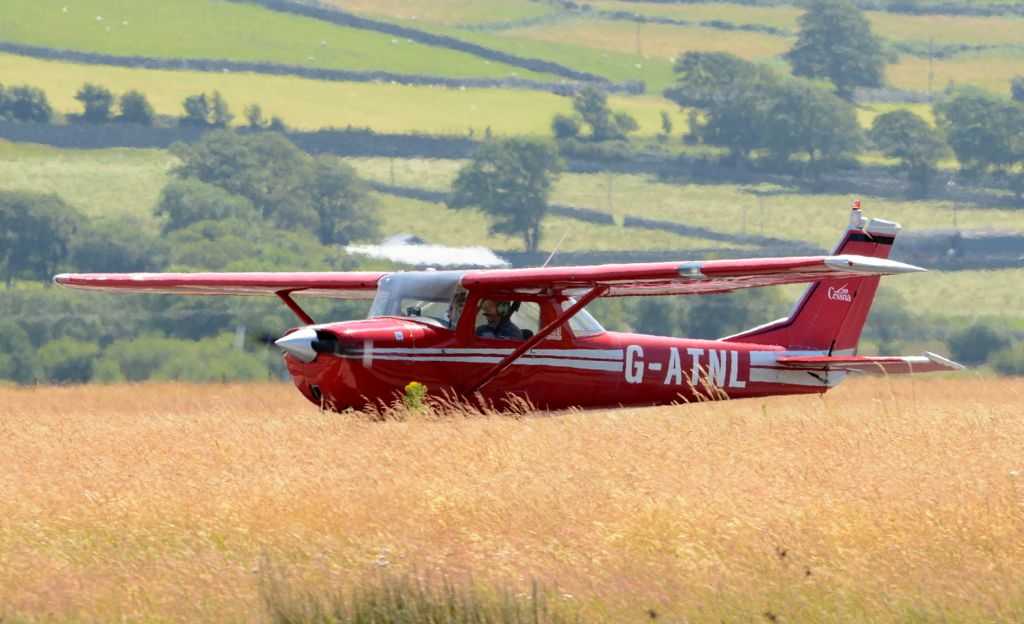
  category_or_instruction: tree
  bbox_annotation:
[209,91,233,128]
[245,103,268,129]
[180,93,210,126]
[665,51,863,171]
[947,323,1010,366]
[118,90,154,125]
[1012,76,1024,103]
[165,130,378,244]
[785,0,887,100]
[572,87,637,141]
[449,138,564,252]
[935,90,1022,175]
[70,217,169,272]
[0,190,83,286]
[664,52,777,163]
[761,80,864,174]
[171,130,306,217]
[870,110,950,196]
[306,155,379,245]
[37,337,101,384]
[0,320,40,384]
[551,113,580,140]
[155,178,258,234]
[74,83,113,123]
[990,342,1024,376]
[658,111,673,142]
[179,91,232,127]
[1,85,52,122]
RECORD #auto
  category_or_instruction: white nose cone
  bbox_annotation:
[275,327,318,362]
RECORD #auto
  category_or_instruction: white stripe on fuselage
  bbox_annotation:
[326,346,850,386]
[366,347,625,361]
[361,353,624,372]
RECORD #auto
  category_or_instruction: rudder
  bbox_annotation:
[724,205,900,354]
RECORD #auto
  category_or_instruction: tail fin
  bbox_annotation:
[724,204,901,354]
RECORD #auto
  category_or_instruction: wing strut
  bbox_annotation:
[465,286,607,396]
[276,290,316,325]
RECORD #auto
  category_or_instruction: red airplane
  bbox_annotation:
[55,204,962,412]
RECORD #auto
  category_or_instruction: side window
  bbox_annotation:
[510,302,540,338]
[474,299,540,340]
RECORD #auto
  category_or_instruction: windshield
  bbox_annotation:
[561,298,605,337]
[368,271,466,326]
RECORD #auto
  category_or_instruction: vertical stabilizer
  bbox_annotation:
[724,204,900,353]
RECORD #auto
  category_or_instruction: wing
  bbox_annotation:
[459,254,925,297]
[53,271,386,299]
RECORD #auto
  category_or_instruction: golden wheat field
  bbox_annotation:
[1,376,1023,622]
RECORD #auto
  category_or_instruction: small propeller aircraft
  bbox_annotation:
[56,203,962,412]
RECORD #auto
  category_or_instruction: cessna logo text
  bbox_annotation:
[828,284,852,302]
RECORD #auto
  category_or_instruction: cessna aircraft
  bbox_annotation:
[55,203,962,411]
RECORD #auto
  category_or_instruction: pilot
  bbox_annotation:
[447,291,467,329]
[476,299,524,340]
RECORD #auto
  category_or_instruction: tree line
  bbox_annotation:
[0,82,284,130]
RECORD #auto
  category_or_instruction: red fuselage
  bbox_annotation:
[283,315,838,412]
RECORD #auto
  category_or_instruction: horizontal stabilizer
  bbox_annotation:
[776,352,965,374]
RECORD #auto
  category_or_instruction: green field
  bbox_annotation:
[0,140,172,221]
[344,157,1022,250]
[588,1,802,31]
[378,1,1024,96]
[890,50,1024,97]
[507,18,793,63]
[868,11,1024,46]
[3,141,1016,258]
[0,53,691,136]
[4,0,1022,104]
[407,19,681,93]
[373,192,739,253]
[325,0,555,25]
[0,0,556,82]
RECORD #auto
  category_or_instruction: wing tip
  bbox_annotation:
[826,255,927,274]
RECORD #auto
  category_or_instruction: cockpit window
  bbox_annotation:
[368,271,466,328]
[561,298,605,337]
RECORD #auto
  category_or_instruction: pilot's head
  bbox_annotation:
[447,291,467,326]
[480,299,510,328]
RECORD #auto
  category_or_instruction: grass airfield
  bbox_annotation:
[1,376,1021,622]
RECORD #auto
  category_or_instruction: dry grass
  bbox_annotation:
[1,377,1023,622]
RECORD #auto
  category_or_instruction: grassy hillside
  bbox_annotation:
[3,377,1022,622]
[507,19,791,63]
[0,140,173,221]
[345,157,1022,249]
[0,0,557,81]
[340,0,1024,95]
[3,0,1022,106]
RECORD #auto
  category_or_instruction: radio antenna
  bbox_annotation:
[541,227,572,268]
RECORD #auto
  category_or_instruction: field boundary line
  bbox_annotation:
[0,43,625,95]
[227,0,642,93]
